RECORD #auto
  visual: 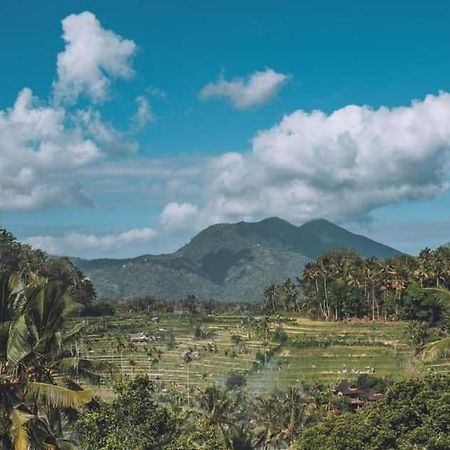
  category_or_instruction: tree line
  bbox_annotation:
[0,229,96,305]
[264,246,450,322]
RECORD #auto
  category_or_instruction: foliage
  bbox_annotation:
[271,327,288,343]
[225,372,246,390]
[0,229,96,305]
[294,373,450,450]
[78,376,175,450]
[79,301,115,317]
[401,283,448,325]
[265,246,450,322]
[0,273,97,449]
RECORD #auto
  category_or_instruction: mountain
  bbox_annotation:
[73,218,400,302]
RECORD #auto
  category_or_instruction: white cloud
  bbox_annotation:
[131,96,154,129]
[53,11,137,103]
[0,88,101,210]
[0,12,142,212]
[160,202,199,233]
[200,68,289,110]
[162,91,450,229]
[77,108,138,153]
[27,228,157,255]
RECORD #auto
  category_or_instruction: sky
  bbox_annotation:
[2,0,450,258]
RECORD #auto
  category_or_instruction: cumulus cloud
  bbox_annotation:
[0,11,142,212]
[162,92,450,230]
[27,228,157,255]
[199,68,289,110]
[53,11,137,103]
[160,202,199,233]
[0,88,101,210]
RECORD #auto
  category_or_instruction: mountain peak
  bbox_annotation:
[73,217,400,301]
[257,216,292,225]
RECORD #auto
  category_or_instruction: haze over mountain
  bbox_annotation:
[73,218,400,302]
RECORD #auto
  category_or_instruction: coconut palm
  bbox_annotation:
[421,287,450,362]
[193,384,239,449]
[0,273,99,449]
[253,388,313,449]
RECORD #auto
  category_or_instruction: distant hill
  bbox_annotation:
[72,218,400,302]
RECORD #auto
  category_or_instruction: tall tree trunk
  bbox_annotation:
[323,277,330,319]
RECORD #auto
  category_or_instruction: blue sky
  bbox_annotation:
[1,0,450,257]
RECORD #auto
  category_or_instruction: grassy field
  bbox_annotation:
[73,313,448,396]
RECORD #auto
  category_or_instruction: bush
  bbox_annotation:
[78,376,175,450]
[225,372,246,390]
[271,327,288,343]
[400,283,448,326]
[80,301,115,317]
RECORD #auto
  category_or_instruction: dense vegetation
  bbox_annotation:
[296,374,450,450]
[76,372,450,450]
[0,229,96,305]
[1,229,449,449]
[0,231,100,448]
[265,247,450,322]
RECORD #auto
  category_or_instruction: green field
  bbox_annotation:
[74,314,448,395]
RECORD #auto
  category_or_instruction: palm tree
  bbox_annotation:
[302,262,326,318]
[415,248,434,287]
[0,273,98,449]
[280,278,298,312]
[263,284,278,314]
[420,287,450,362]
[253,388,313,449]
[252,395,279,449]
[276,387,314,446]
[193,384,239,449]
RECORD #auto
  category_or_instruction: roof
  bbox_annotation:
[335,380,360,396]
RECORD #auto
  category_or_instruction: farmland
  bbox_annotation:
[72,313,447,396]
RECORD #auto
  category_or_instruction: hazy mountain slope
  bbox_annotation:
[73,218,400,301]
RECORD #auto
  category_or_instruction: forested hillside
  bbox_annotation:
[73,218,400,301]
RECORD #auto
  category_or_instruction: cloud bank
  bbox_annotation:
[27,228,157,255]
[161,92,450,232]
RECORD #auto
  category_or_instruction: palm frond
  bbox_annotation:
[54,357,110,384]
[7,314,31,366]
[10,407,33,450]
[25,382,93,408]
[62,322,85,346]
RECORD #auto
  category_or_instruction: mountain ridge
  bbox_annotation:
[72,218,400,301]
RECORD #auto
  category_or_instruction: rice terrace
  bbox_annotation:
[78,314,415,395]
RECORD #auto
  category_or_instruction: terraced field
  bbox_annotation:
[72,314,448,395]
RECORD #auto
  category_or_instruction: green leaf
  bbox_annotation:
[25,382,93,408]
[10,407,33,450]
